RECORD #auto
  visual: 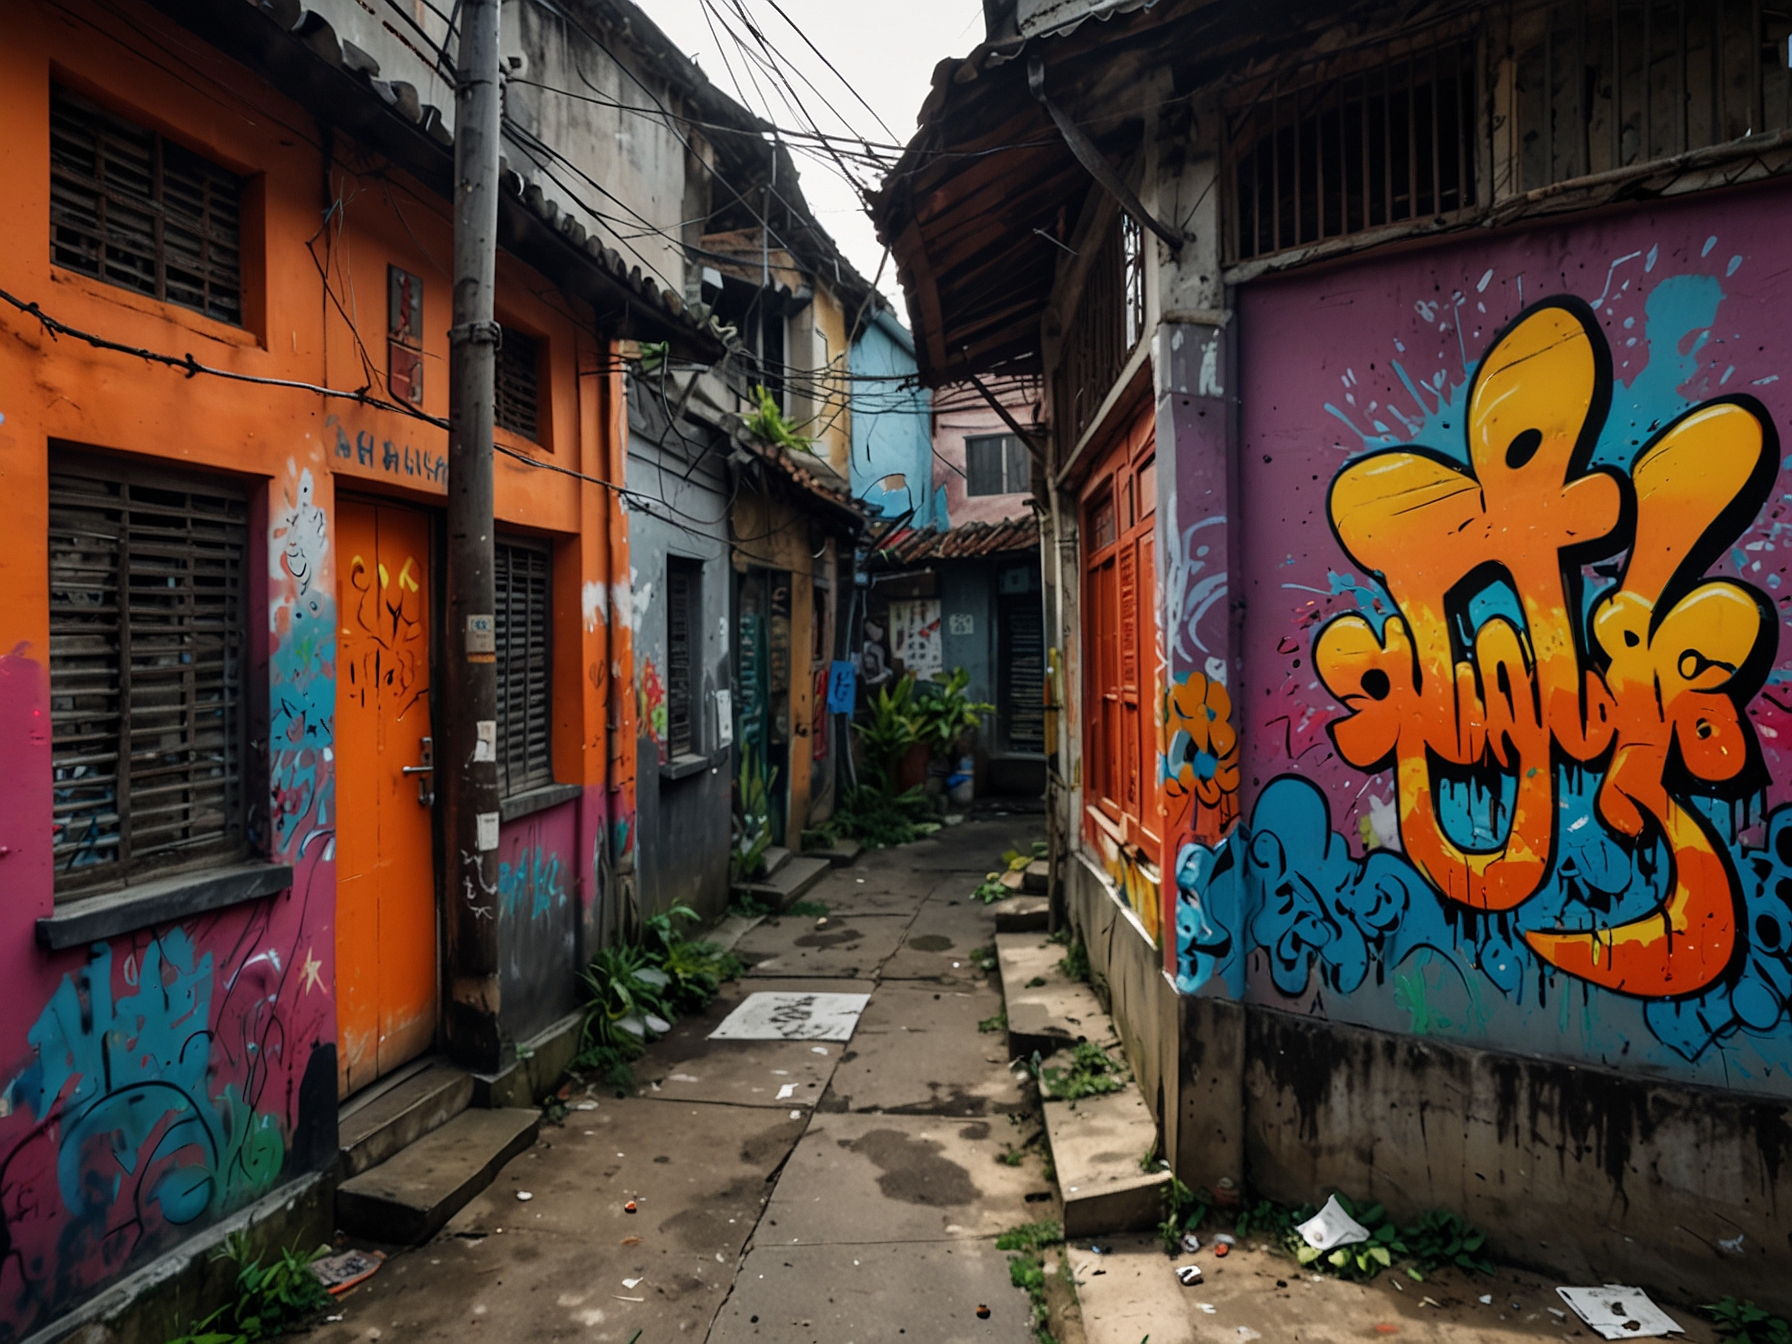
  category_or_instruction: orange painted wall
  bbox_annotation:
[0,2,624,1333]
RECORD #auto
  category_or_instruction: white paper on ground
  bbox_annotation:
[1556,1286,1683,1339]
[1295,1194,1372,1250]
[708,992,871,1042]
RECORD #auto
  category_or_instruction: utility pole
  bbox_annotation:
[443,0,503,1073]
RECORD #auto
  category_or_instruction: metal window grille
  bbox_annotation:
[1230,37,1479,261]
[666,559,700,757]
[1121,216,1145,351]
[999,588,1047,754]
[1054,216,1129,445]
[49,85,243,325]
[966,433,1029,495]
[495,326,541,441]
[1514,0,1792,192]
[495,539,553,796]
[49,451,248,895]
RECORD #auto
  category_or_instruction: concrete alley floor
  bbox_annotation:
[308,813,1050,1344]
[305,813,1730,1344]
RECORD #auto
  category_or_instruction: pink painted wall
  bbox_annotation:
[934,389,1037,527]
[1164,181,1792,1099]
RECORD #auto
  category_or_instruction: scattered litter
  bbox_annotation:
[310,1248,385,1296]
[620,1236,641,1246]
[1213,1242,1230,1258]
[668,1073,700,1083]
[1182,1232,1202,1253]
[789,1110,803,1119]
[1555,1286,1683,1340]
[708,991,870,1041]
[622,1278,642,1289]
[325,1315,344,1323]
[1237,1329,1262,1341]
[810,1046,829,1055]
[1196,1303,1217,1314]
[815,917,828,926]
[624,1200,638,1214]
[1420,1297,1442,1309]
[571,1100,599,1111]
[516,1191,533,1202]
[1089,1244,1110,1255]
[1176,1265,1203,1286]
[1548,1308,1568,1321]
[613,1295,644,1303]
[1479,1295,1493,1305]
[776,1083,799,1100]
[976,1304,991,1319]
[1374,1326,1399,1335]
[1719,1233,1745,1254]
[1296,1194,1372,1251]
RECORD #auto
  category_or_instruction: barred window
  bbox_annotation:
[49,84,243,324]
[666,559,700,759]
[1513,0,1792,192]
[49,451,249,895]
[496,326,541,441]
[495,538,553,796]
[966,433,1030,496]
[1230,37,1478,261]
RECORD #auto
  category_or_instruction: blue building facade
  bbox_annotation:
[850,303,942,527]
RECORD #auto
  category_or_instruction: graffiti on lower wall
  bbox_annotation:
[1172,208,1792,1091]
[0,459,338,1336]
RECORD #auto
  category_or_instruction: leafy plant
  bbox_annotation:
[997,1221,1064,1344]
[787,900,829,918]
[973,873,1010,903]
[636,340,669,374]
[167,1234,333,1343]
[1289,1195,1406,1280]
[852,676,924,791]
[732,740,774,882]
[978,1012,1007,1034]
[833,783,937,848]
[1057,939,1090,983]
[1706,1299,1792,1344]
[969,945,998,972]
[727,891,772,919]
[912,668,994,757]
[744,383,812,453]
[577,943,674,1075]
[997,1148,1025,1167]
[1158,1174,1208,1255]
[1038,1041,1128,1101]
[1402,1209,1493,1277]
[1233,1198,1296,1241]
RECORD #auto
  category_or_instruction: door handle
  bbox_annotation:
[402,736,435,807]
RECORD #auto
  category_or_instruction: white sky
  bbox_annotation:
[639,0,985,307]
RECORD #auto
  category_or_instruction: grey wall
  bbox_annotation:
[938,561,993,712]
[628,388,733,922]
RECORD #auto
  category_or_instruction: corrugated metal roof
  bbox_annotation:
[869,516,1040,565]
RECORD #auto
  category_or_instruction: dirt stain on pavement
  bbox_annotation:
[839,1128,979,1206]
[794,926,864,948]
[907,934,954,952]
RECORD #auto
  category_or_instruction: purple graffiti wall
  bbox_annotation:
[1170,183,1792,1097]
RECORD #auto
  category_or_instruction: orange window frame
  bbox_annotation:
[1080,403,1161,864]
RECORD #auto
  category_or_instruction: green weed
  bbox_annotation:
[1057,940,1090,983]
[786,901,830,918]
[978,1012,1008,1034]
[997,1222,1065,1344]
[1705,1298,1792,1344]
[1157,1175,1207,1255]
[1402,1209,1493,1277]
[1038,1041,1127,1101]
[166,1235,332,1343]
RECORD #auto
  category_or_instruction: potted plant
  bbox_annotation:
[913,669,994,800]
[853,674,926,793]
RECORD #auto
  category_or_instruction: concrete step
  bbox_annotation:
[339,1064,474,1179]
[336,1108,540,1244]
[734,854,830,910]
[761,845,792,878]
[1024,859,1049,894]
[995,932,1112,1060]
[1043,1084,1172,1238]
[1064,1234,1199,1344]
[804,837,862,867]
[998,869,1026,893]
[994,895,1050,933]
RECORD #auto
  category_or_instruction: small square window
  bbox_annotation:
[965,433,1029,496]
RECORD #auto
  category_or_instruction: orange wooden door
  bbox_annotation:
[335,500,438,1096]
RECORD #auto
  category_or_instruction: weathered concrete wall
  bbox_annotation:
[497,800,581,1042]
[1242,1007,1792,1312]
